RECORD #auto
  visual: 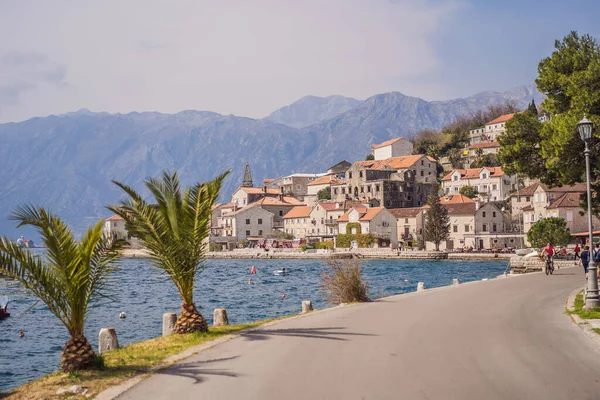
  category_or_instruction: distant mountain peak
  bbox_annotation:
[264,95,362,128]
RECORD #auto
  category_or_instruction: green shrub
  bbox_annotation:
[345,222,361,235]
[335,234,376,248]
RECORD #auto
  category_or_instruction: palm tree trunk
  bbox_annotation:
[60,335,95,372]
[175,303,208,333]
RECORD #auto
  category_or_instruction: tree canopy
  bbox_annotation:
[317,186,331,200]
[526,217,571,248]
[498,31,600,216]
[459,185,479,199]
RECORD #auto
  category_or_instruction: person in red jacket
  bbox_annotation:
[574,244,581,265]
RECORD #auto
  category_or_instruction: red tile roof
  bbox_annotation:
[253,196,304,206]
[440,194,475,204]
[106,215,124,221]
[317,201,341,211]
[445,203,477,215]
[468,141,500,149]
[355,155,434,171]
[442,167,505,181]
[238,187,281,195]
[547,192,582,209]
[283,206,313,219]
[486,113,515,125]
[371,137,403,149]
[263,179,274,184]
[511,183,540,197]
[337,206,384,222]
[307,174,343,186]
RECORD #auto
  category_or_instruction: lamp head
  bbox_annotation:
[577,114,593,141]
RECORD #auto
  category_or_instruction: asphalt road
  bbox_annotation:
[119,267,600,400]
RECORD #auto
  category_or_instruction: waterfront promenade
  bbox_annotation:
[117,268,599,400]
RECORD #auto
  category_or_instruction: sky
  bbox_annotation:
[0,0,599,123]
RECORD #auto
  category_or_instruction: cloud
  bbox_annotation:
[0,0,462,122]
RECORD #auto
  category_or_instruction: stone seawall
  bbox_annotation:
[509,256,577,274]
[206,249,449,260]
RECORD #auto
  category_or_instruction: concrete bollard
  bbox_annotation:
[162,312,177,336]
[98,328,119,354]
[302,300,313,313]
[417,282,425,292]
[453,278,460,286]
[213,308,229,327]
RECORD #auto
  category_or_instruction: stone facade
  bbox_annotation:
[221,205,275,241]
[441,167,516,201]
[371,137,414,160]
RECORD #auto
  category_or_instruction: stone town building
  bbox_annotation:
[327,160,352,175]
[231,186,283,207]
[337,206,398,248]
[521,183,600,242]
[305,174,345,205]
[441,167,516,201]
[281,173,326,201]
[282,206,313,239]
[283,201,364,241]
[330,155,436,208]
[370,137,414,160]
[220,204,275,241]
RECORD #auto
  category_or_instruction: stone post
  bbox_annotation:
[453,279,460,286]
[162,312,177,336]
[302,300,313,313]
[213,308,229,327]
[417,282,425,292]
[98,328,119,354]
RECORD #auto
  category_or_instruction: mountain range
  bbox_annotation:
[0,84,542,239]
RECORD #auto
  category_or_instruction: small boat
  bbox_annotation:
[0,296,10,319]
[273,269,289,276]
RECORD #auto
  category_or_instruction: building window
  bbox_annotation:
[342,188,346,194]
[334,188,338,195]
[245,218,250,225]
[492,212,496,218]
[483,185,488,190]
[258,230,263,236]
[349,172,353,179]
[376,185,380,192]
[453,225,458,233]
[243,199,247,205]
[567,211,573,222]
[482,211,486,218]
[492,184,497,190]
[367,186,371,193]
[453,175,458,182]
[361,186,364,193]
[245,230,251,236]
[492,224,497,232]
[258,218,263,225]
[482,224,487,232]
[359,171,363,178]
[420,170,424,176]
[279,211,283,216]
[296,184,301,191]
[526,196,530,202]
[405,218,409,223]
[465,225,470,232]
[421,160,424,165]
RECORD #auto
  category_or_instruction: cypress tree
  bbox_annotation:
[424,182,450,251]
[527,99,538,116]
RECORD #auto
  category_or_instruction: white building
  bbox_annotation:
[220,204,275,241]
[104,215,127,241]
[337,206,398,248]
[441,167,516,201]
[370,137,414,161]
[469,113,515,145]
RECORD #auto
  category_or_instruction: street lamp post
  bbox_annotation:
[578,115,599,309]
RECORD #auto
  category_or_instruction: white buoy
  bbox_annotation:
[119,312,126,319]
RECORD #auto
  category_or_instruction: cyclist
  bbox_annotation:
[543,242,555,272]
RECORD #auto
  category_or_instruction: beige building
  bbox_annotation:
[521,183,600,242]
[389,207,425,249]
[283,201,363,240]
[441,167,516,201]
[338,206,398,248]
[221,204,275,241]
[305,174,345,205]
[469,113,514,146]
[370,137,414,160]
[281,173,325,201]
[231,186,282,207]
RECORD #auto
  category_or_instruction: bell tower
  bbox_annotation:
[241,163,253,187]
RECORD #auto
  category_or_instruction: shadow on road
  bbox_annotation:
[157,356,241,384]
[240,326,376,342]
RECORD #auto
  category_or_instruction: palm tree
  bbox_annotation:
[0,206,124,372]
[108,170,228,333]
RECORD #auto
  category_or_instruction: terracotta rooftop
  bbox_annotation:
[511,183,540,197]
[317,201,341,211]
[355,155,435,171]
[445,203,477,215]
[388,207,423,218]
[468,141,500,149]
[283,206,314,219]
[442,167,505,181]
[237,187,281,195]
[307,174,344,186]
[337,206,384,222]
[223,203,275,217]
[547,192,582,209]
[371,137,403,149]
[522,205,534,211]
[106,215,124,221]
[486,113,515,125]
[253,196,304,206]
[440,194,475,204]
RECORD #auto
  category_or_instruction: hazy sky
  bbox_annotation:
[0,0,599,123]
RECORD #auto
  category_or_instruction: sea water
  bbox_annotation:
[0,258,507,392]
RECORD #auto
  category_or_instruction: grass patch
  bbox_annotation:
[4,318,287,399]
[567,292,600,319]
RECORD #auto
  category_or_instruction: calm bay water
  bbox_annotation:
[0,258,507,392]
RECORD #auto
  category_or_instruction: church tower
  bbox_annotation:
[241,163,253,187]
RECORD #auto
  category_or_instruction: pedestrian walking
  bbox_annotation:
[574,244,581,265]
[580,246,591,279]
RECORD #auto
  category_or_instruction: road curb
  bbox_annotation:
[565,286,600,352]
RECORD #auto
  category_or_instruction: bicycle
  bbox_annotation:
[545,255,554,275]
